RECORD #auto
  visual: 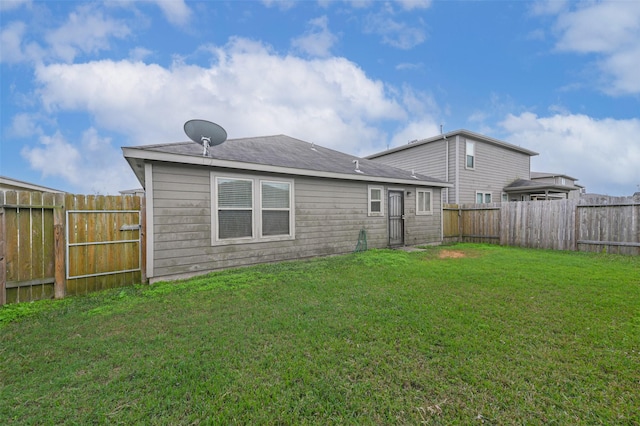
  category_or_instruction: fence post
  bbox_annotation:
[0,206,5,306]
[458,205,463,241]
[54,205,66,299]
[140,195,147,284]
[574,204,580,252]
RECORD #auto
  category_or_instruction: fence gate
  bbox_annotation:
[65,208,142,296]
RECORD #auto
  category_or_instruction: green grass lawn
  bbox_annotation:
[1,244,639,425]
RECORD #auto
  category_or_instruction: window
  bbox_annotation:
[213,174,294,244]
[368,186,384,216]
[476,192,492,204]
[501,193,508,202]
[217,177,253,239]
[261,181,291,236]
[466,141,475,169]
[416,189,433,215]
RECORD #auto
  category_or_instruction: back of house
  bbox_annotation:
[123,134,451,283]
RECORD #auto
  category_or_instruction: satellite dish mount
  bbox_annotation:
[183,119,227,157]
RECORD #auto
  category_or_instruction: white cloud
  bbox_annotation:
[0,0,31,12]
[363,9,427,49]
[129,47,154,62]
[394,0,432,11]
[291,15,339,58]
[547,1,640,95]
[0,21,28,64]
[500,112,640,195]
[261,0,296,11]
[27,37,437,191]
[45,4,130,63]
[21,128,137,194]
[0,4,130,64]
[388,119,440,150]
[9,113,44,138]
[148,0,191,26]
[599,45,640,95]
[530,0,568,16]
[395,62,422,71]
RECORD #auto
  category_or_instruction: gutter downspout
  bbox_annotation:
[444,136,449,204]
[455,135,460,204]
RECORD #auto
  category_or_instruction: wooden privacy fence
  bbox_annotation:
[1,191,145,305]
[444,195,640,255]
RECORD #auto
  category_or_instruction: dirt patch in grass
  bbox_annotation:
[438,250,467,259]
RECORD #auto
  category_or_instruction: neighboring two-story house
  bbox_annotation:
[504,172,585,201]
[366,129,582,203]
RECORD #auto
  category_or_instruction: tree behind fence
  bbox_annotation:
[444,195,640,255]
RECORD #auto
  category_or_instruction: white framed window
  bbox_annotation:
[416,189,433,215]
[476,191,492,204]
[466,141,475,169]
[212,173,294,245]
[501,193,508,202]
[368,185,384,216]
[217,177,254,240]
[260,180,291,237]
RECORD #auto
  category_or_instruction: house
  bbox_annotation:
[0,176,64,193]
[523,172,584,200]
[365,129,582,203]
[123,135,451,283]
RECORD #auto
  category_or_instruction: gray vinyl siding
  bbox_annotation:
[457,136,530,204]
[366,140,452,203]
[370,137,531,205]
[149,162,442,281]
[401,187,442,246]
[370,140,447,180]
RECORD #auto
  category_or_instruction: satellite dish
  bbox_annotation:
[184,119,227,156]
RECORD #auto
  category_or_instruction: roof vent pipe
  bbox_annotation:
[353,159,363,173]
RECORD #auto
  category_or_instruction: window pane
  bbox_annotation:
[371,189,381,200]
[476,193,483,203]
[485,193,492,203]
[466,141,475,168]
[466,155,474,168]
[466,141,474,155]
[418,192,425,211]
[218,179,252,208]
[371,200,381,213]
[262,211,290,236]
[219,210,252,239]
[421,191,431,211]
[262,182,290,208]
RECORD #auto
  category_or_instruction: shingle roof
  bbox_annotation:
[123,135,450,187]
[366,129,539,159]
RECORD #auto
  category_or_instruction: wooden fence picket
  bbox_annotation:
[1,190,145,304]
[444,196,639,255]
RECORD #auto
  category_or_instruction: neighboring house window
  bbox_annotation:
[368,186,384,216]
[416,189,433,215]
[502,193,508,202]
[261,180,291,236]
[213,174,294,244]
[476,192,492,203]
[217,177,253,239]
[466,141,475,169]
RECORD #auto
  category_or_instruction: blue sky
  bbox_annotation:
[1,0,639,195]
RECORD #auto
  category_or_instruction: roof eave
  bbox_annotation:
[366,128,539,158]
[504,184,577,193]
[122,147,452,188]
